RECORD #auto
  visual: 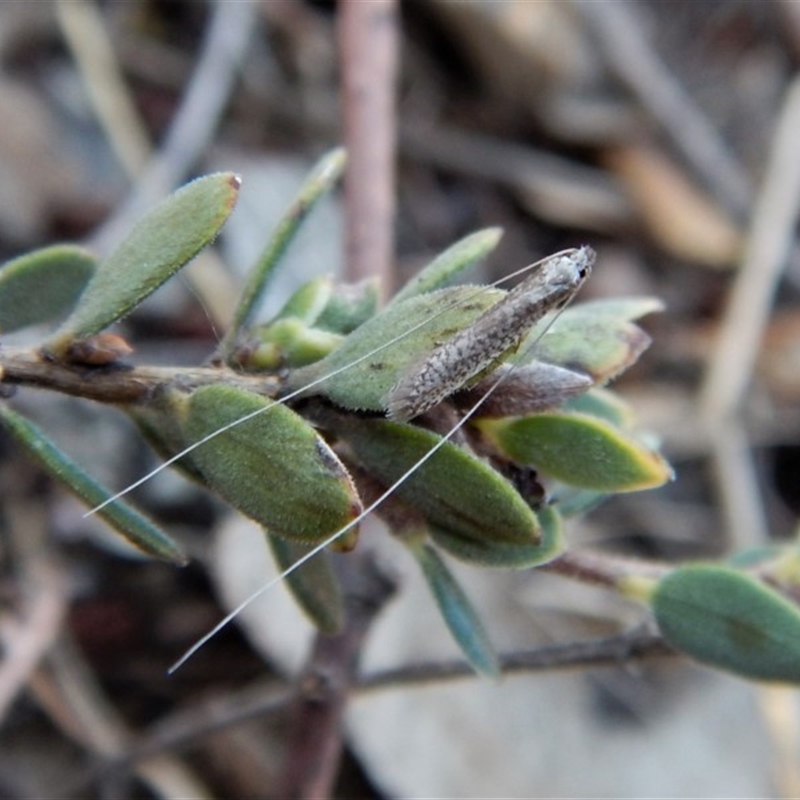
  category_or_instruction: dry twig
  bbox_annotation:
[338,0,399,296]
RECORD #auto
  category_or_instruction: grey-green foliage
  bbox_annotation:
[0,160,681,677]
[0,245,96,332]
[653,565,800,683]
[47,172,240,354]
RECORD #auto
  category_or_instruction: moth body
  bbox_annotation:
[386,246,594,421]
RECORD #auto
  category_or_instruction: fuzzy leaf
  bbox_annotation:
[0,245,96,333]
[341,417,540,546]
[653,565,800,683]
[0,404,187,564]
[259,318,343,367]
[178,385,362,544]
[478,412,672,492]
[266,532,343,634]
[457,362,592,418]
[315,277,380,334]
[47,173,240,352]
[273,276,333,325]
[430,503,564,568]
[125,403,205,484]
[408,539,499,676]
[563,297,665,321]
[535,319,650,384]
[551,487,610,518]
[288,286,504,411]
[390,227,503,305]
[521,298,661,383]
[563,387,636,428]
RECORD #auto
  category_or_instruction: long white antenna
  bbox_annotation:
[86,250,579,516]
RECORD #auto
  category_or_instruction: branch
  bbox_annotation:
[358,630,674,690]
[275,551,397,800]
[541,549,670,588]
[74,628,675,790]
[0,346,280,405]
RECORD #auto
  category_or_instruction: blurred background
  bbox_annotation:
[1,1,800,797]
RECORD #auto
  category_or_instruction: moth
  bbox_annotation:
[386,246,594,420]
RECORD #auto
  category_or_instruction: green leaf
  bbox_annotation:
[478,412,673,492]
[288,286,504,412]
[562,297,665,322]
[340,417,540,546]
[272,276,333,325]
[125,402,206,484]
[258,318,344,367]
[521,298,660,384]
[0,403,187,564]
[218,148,346,358]
[727,546,784,570]
[390,227,503,305]
[407,539,499,677]
[315,277,380,334]
[46,173,240,353]
[179,385,362,544]
[550,487,610,518]
[653,565,800,683]
[563,387,636,428]
[0,245,96,333]
[266,532,343,634]
[430,503,564,568]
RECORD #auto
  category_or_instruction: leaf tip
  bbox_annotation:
[227,172,243,193]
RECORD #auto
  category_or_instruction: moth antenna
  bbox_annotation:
[86,250,578,516]
[169,342,502,673]
[169,246,595,671]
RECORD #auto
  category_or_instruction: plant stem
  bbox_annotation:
[0,346,280,406]
[541,549,671,588]
[275,551,396,800]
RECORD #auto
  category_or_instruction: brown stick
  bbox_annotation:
[339,0,399,298]
[275,552,396,800]
[0,346,280,405]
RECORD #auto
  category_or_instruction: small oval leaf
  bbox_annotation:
[340,417,540,546]
[478,412,672,492]
[272,276,333,325]
[0,403,187,564]
[315,277,380,334]
[180,385,362,544]
[259,318,343,367]
[563,387,636,428]
[551,487,610,518]
[563,297,665,322]
[288,286,504,412]
[521,298,660,383]
[407,539,499,677]
[653,565,800,684]
[266,532,343,634]
[389,227,503,305]
[430,503,564,568]
[0,244,96,333]
[126,401,205,484]
[47,173,240,352]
